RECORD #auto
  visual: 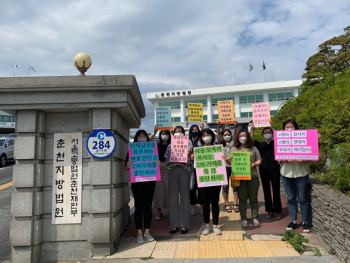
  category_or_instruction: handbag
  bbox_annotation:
[231,178,240,187]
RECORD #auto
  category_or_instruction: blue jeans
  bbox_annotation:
[222,167,237,196]
[281,174,310,223]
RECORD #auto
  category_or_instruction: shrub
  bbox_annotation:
[282,230,309,254]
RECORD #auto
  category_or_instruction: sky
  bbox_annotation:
[1,0,349,132]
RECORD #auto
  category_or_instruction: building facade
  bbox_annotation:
[147,80,303,129]
[0,110,16,134]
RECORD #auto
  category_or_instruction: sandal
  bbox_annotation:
[225,205,232,213]
[233,204,239,213]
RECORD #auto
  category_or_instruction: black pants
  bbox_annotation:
[199,186,221,225]
[260,168,282,213]
[190,170,202,205]
[131,181,156,229]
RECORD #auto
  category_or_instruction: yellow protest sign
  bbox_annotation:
[188,103,203,124]
[217,100,235,124]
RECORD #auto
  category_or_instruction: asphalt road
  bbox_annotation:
[0,160,14,262]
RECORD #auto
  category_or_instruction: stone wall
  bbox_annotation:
[280,176,350,262]
[1,75,145,263]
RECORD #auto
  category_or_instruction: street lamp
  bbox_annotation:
[74,52,92,76]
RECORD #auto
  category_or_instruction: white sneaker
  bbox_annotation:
[137,234,144,244]
[253,219,260,227]
[213,226,222,235]
[144,233,155,242]
[202,225,210,235]
[241,220,248,227]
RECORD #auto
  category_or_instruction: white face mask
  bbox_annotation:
[161,135,169,141]
[264,134,272,140]
[174,133,184,136]
[203,137,212,144]
[224,135,232,141]
[286,128,295,130]
[239,137,247,144]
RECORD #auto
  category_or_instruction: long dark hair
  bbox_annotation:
[282,119,299,130]
[159,130,171,145]
[189,125,200,140]
[133,130,150,142]
[173,126,185,135]
[200,128,216,145]
[234,129,254,148]
[221,128,232,147]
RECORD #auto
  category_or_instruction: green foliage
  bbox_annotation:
[314,247,322,257]
[302,26,350,85]
[140,257,154,260]
[329,248,337,255]
[313,143,350,196]
[272,68,350,151]
[282,231,309,254]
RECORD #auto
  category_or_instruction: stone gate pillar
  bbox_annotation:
[0,75,145,263]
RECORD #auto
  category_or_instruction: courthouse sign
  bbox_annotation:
[52,133,83,224]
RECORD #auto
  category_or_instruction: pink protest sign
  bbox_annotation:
[128,141,161,183]
[194,145,228,188]
[274,130,319,161]
[170,135,189,163]
[252,102,271,127]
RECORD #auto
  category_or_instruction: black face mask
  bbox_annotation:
[191,131,199,137]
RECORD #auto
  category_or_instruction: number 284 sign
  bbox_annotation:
[87,129,116,158]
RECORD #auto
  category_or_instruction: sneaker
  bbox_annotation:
[191,210,196,216]
[137,234,144,244]
[241,220,248,227]
[286,222,297,231]
[155,211,163,220]
[303,222,311,233]
[202,225,210,235]
[200,210,204,216]
[253,219,260,227]
[144,233,155,242]
[213,226,222,235]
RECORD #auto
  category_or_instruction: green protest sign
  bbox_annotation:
[231,152,251,180]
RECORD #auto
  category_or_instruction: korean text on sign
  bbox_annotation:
[274,130,319,161]
[217,100,235,124]
[188,103,203,125]
[170,135,189,163]
[231,152,251,180]
[252,102,271,127]
[128,142,161,183]
[156,106,172,130]
[194,145,228,188]
[52,133,82,224]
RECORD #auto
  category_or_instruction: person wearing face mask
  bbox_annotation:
[124,130,160,244]
[216,121,239,213]
[191,128,226,236]
[279,119,311,233]
[153,127,172,220]
[251,120,282,219]
[164,126,193,234]
[226,129,262,227]
[188,124,204,216]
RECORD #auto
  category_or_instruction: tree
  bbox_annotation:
[302,26,350,86]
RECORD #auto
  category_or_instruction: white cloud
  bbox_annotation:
[0,0,349,132]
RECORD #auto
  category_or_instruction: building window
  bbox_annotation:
[240,94,263,104]
[185,99,207,108]
[203,115,208,121]
[212,114,219,121]
[270,110,278,116]
[186,116,188,121]
[159,101,181,109]
[172,117,181,122]
[269,92,294,102]
[240,112,252,117]
[298,90,302,95]
[285,92,294,100]
[211,97,235,106]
